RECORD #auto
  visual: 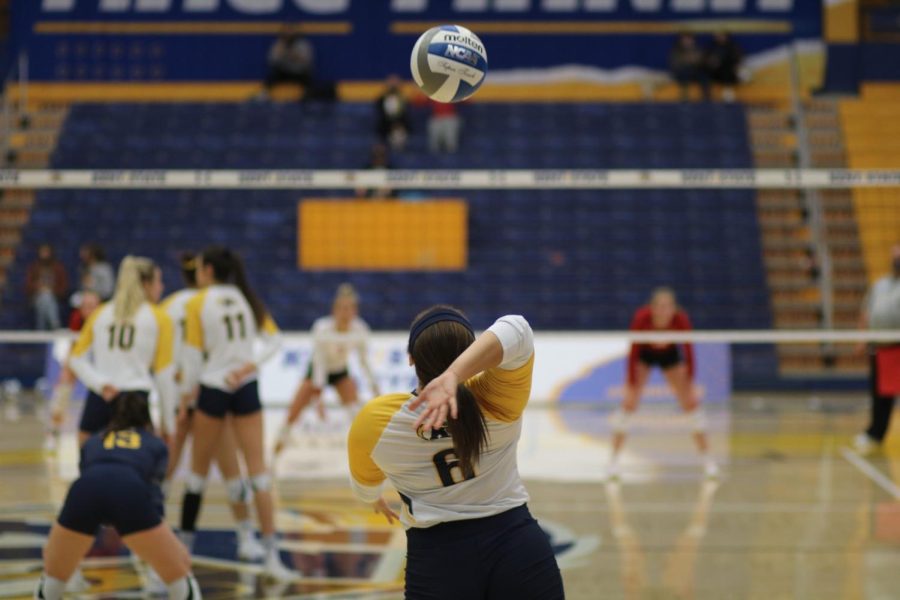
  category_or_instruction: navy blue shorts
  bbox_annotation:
[58,465,161,536]
[404,504,564,600]
[638,345,683,371]
[197,381,261,418]
[305,365,350,387]
[79,390,150,435]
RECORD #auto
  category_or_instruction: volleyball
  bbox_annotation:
[410,25,488,103]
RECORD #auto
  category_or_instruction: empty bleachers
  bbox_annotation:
[3,101,772,383]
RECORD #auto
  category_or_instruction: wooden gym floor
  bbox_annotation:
[1,393,899,599]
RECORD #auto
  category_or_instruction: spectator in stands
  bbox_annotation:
[427,99,461,154]
[669,33,710,101]
[375,75,411,152]
[257,25,315,101]
[356,143,396,199]
[854,243,900,453]
[705,32,742,102]
[78,243,114,300]
[25,243,68,330]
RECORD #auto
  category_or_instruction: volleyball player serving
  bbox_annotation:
[608,287,717,479]
[348,307,564,599]
[274,283,379,456]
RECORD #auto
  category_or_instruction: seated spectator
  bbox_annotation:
[78,242,114,300]
[25,243,68,330]
[669,33,710,101]
[375,76,411,152]
[257,25,315,101]
[706,32,742,102]
[356,143,396,199]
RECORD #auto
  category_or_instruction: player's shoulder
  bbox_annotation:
[632,305,652,321]
[357,393,412,425]
[139,429,167,453]
[351,317,371,332]
[161,288,196,311]
[312,316,334,332]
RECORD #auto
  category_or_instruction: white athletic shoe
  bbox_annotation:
[65,568,90,593]
[145,566,167,596]
[703,459,720,479]
[237,531,266,562]
[853,433,878,455]
[263,551,300,582]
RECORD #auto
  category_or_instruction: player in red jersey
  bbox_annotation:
[608,288,717,479]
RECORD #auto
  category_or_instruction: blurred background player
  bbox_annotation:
[35,392,201,600]
[176,246,293,580]
[45,289,101,451]
[69,257,176,447]
[609,287,717,479]
[854,243,900,453]
[161,252,264,561]
[348,308,564,599]
[274,283,379,456]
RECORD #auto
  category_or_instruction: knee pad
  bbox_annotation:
[609,409,630,434]
[688,408,708,433]
[249,472,272,493]
[226,478,253,504]
[185,472,207,495]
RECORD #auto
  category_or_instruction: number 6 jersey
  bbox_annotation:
[181,284,281,393]
[348,315,534,529]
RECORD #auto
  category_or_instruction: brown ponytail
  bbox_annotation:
[410,312,488,479]
[201,246,267,327]
[106,391,153,433]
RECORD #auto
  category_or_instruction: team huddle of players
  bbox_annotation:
[34,247,708,600]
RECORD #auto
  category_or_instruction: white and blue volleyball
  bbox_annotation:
[410,25,488,103]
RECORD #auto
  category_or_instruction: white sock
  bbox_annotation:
[34,574,66,600]
[263,534,278,555]
[237,519,254,536]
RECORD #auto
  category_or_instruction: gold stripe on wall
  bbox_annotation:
[34,21,351,35]
[391,20,792,35]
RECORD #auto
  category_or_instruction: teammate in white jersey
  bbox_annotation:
[177,247,294,580]
[162,253,264,561]
[274,283,379,455]
[348,306,564,599]
[69,256,176,447]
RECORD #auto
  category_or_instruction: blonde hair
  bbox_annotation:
[334,283,359,305]
[113,256,157,321]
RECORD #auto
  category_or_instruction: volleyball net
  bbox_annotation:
[0,166,898,413]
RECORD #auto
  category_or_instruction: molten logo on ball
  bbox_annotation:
[411,24,488,103]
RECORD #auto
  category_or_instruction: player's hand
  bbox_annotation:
[50,408,65,428]
[225,362,256,389]
[372,496,399,525]
[101,384,119,402]
[159,430,172,447]
[410,369,459,435]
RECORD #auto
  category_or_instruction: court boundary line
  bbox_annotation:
[839,446,900,500]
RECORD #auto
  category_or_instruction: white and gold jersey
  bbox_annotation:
[161,288,198,394]
[69,301,177,431]
[348,316,534,529]
[182,284,281,392]
[310,316,371,388]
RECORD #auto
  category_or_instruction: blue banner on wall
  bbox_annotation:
[13,1,821,81]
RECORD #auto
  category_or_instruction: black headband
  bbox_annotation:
[408,309,474,354]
